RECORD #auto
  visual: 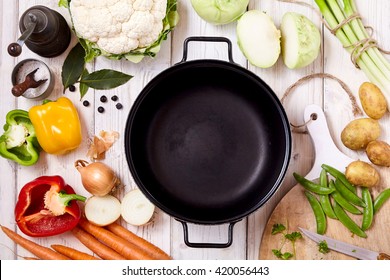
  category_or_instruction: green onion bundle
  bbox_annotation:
[314,0,390,104]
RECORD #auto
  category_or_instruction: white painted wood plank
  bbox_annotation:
[0,0,19,260]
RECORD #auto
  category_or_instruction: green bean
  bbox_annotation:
[305,191,326,235]
[330,180,362,215]
[361,188,373,231]
[319,170,338,219]
[333,201,367,238]
[293,172,334,195]
[373,188,390,214]
[334,178,366,207]
[321,164,357,194]
[319,169,328,188]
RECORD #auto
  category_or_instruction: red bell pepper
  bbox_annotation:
[15,175,86,237]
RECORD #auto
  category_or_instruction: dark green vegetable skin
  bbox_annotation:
[330,180,362,215]
[333,201,367,238]
[305,191,326,234]
[361,188,373,231]
[322,164,357,194]
[0,110,40,166]
[296,164,390,238]
[334,178,366,207]
[373,188,390,214]
[293,172,334,194]
[319,169,338,219]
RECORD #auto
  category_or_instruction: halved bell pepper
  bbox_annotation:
[28,97,82,155]
[0,109,40,166]
[15,175,86,237]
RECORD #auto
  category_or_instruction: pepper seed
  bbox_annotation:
[97,106,105,113]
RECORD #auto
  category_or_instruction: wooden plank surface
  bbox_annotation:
[1,0,390,260]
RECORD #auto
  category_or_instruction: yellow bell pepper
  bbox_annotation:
[29,97,82,155]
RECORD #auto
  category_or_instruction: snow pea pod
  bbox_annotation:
[305,191,326,235]
[361,188,373,231]
[330,180,362,215]
[319,169,337,219]
[321,164,357,194]
[373,188,390,214]
[334,178,366,207]
[293,172,334,195]
[333,201,367,238]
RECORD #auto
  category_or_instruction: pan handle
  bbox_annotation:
[179,36,235,64]
[179,220,237,248]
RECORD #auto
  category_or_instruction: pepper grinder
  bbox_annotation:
[8,5,71,58]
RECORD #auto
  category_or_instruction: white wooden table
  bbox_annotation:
[1,0,390,260]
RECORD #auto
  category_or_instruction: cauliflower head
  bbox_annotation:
[63,0,178,62]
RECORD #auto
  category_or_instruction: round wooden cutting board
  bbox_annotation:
[259,105,390,260]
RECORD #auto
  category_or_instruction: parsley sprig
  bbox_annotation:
[271,223,302,260]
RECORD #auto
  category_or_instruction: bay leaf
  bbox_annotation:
[79,68,90,100]
[79,69,133,90]
[61,43,86,92]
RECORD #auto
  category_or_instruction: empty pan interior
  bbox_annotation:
[125,61,291,224]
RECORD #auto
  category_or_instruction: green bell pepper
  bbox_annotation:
[0,109,40,166]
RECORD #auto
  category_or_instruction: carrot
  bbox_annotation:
[51,244,100,260]
[78,218,154,260]
[71,226,126,260]
[0,225,70,260]
[23,257,40,260]
[106,222,171,260]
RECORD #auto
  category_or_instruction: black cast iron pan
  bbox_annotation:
[125,37,291,248]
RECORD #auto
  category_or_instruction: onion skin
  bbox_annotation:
[75,160,121,196]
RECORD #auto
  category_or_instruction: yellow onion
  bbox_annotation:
[75,159,121,196]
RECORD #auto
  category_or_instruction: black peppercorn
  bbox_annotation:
[116,103,123,110]
[69,85,76,92]
[83,100,90,107]
[100,95,107,103]
[97,106,105,113]
[111,95,118,102]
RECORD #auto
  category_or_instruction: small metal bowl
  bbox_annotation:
[11,58,54,100]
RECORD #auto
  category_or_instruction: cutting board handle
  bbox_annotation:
[304,105,355,180]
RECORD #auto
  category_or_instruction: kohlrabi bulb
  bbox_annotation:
[191,0,250,25]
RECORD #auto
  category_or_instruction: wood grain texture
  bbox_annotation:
[259,182,390,260]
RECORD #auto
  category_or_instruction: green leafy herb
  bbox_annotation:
[272,249,293,260]
[61,43,86,92]
[318,240,330,254]
[58,0,69,8]
[271,223,286,235]
[285,232,302,242]
[271,223,303,260]
[79,69,133,90]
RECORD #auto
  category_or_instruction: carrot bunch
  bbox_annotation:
[1,219,171,260]
[73,218,171,260]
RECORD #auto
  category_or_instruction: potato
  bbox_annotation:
[345,160,380,188]
[359,82,387,120]
[366,140,390,167]
[341,118,381,150]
